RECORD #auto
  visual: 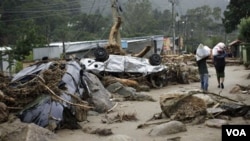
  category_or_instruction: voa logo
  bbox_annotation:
[226,129,246,136]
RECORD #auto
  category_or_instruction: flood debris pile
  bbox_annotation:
[81,45,200,91]
[1,61,67,108]
[0,45,201,135]
[161,54,195,64]
[210,102,250,119]
[0,60,115,132]
[205,84,250,119]
[160,92,207,123]
[161,54,200,84]
[138,89,250,132]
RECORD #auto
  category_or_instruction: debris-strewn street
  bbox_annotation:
[0,18,248,140]
[1,0,249,140]
[1,58,249,141]
[51,64,250,141]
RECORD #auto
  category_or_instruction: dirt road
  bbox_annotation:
[52,65,250,141]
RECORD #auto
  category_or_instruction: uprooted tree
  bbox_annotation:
[105,16,126,55]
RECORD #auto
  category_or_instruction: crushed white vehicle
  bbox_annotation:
[80,47,168,88]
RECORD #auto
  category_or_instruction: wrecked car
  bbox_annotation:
[4,59,114,130]
[80,47,168,88]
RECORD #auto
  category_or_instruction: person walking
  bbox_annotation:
[212,42,227,89]
[195,44,211,92]
[196,56,210,92]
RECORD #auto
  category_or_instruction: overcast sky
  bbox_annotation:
[81,0,230,16]
[150,0,229,15]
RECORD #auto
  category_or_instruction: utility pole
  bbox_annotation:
[169,0,176,54]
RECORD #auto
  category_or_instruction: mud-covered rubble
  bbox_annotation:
[160,92,207,123]
[1,14,248,140]
[136,88,250,133]
[1,53,248,140]
[0,57,163,130]
[0,60,114,130]
[0,54,204,126]
[161,54,200,85]
[230,84,250,94]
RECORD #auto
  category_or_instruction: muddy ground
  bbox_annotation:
[44,65,250,141]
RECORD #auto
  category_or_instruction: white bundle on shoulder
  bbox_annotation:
[196,44,211,61]
[212,42,225,56]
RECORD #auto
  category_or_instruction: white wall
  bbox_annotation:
[33,46,62,60]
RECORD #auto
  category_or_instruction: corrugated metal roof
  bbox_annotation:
[229,40,241,46]
[66,41,108,53]
[36,35,164,55]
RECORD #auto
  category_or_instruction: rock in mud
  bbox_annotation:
[105,134,136,141]
[0,119,57,141]
[205,119,228,128]
[149,120,187,136]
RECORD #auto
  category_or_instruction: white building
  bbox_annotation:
[0,47,12,75]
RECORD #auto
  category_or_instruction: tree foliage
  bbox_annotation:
[13,20,46,61]
[182,5,223,48]
[223,0,250,33]
[0,0,82,61]
[122,0,171,37]
[0,0,232,61]
[238,17,250,42]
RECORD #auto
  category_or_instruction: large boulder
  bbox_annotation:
[149,120,187,136]
[83,72,115,113]
[0,119,57,141]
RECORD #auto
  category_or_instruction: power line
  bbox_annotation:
[4,0,80,12]
[0,3,109,23]
[1,11,76,23]
[71,0,97,41]
[99,0,116,39]
[0,9,82,22]
[1,3,108,14]
[2,7,82,14]
[88,0,96,15]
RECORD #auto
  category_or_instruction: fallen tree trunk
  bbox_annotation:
[105,16,126,55]
[114,77,139,87]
